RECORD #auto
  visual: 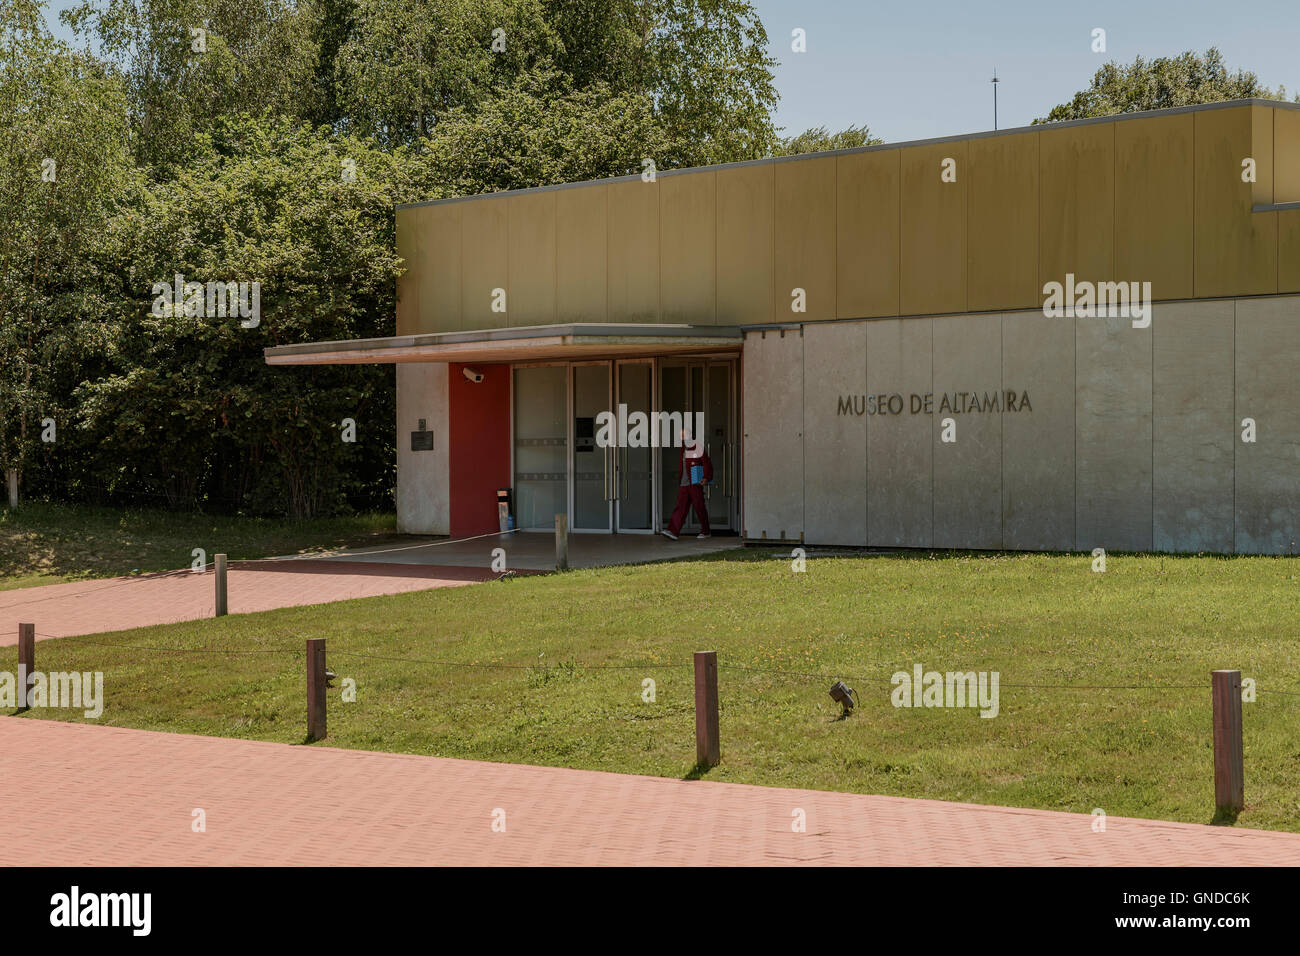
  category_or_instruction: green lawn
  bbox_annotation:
[6,550,1300,832]
[0,502,400,590]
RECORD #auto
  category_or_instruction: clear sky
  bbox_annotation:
[42,0,1300,145]
[752,0,1300,142]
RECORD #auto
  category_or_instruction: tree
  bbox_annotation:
[9,0,789,519]
[63,0,320,171]
[78,115,417,515]
[775,124,882,156]
[419,67,669,194]
[0,0,133,508]
[334,0,561,147]
[639,0,778,166]
[335,0,778,165]
[1035,47,1291,124]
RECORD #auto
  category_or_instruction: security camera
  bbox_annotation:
[463,367,484,383]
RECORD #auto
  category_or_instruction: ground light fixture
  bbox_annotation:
[829,681,857,717]
[325,667,337,689]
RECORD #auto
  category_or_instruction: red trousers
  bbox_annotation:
[667,484,710,535]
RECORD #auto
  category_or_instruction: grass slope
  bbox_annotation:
[0,502,399,590]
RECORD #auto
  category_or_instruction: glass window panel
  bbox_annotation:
[573,364,610,529]
[513,366,567,529]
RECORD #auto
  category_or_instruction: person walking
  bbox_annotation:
[662,434,712,540]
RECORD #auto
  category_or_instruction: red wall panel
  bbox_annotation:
[448,363,512,537]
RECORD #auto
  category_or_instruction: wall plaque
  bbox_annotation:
[411,417,434,451]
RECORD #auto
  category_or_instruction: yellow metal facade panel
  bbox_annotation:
[460,197,509,329]
[900,141,966,316]
[659,171,717,323]
[967,132,1039,311]
[1115,113,1194,300]
[398,103,1300,336]
[1274,108,1300,204]
[425,203,463,333]
[716,163,774,325]
[1195,106,1275,297]
[507,191,556,327]
[836,150,900,319]
[774,155,837,321]
[606,179,660,322]
[1279,209,1300,292]
[395,207,421,335]
[1251,105,1274,206]
[555,184,607,322]
[1039,122,1114,292]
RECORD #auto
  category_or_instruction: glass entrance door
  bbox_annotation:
[572,362,612,532]
[704,361,737,531]
[514,358,736,535]
[513,365,568,530]
[615,361,654,532]
[659,359,737,532]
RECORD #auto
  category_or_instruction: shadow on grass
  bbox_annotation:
[683,761,717,780]
[1210,806,1241,826]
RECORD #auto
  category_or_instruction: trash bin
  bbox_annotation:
[497,488,513,533]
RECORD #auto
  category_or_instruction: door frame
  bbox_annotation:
[569,360,615,534]
[511,354,740,535]
[657,356,740,532]
[614,358,657,534]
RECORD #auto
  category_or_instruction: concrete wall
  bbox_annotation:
[866,319,933,547]
[741,328,803,541]
[748,295,1300,554]
[1235,297,1300,553]
[1152,301,1234,552]
[802,322,866,544]
[933,314,1002,548]
[1075,313,1152,552]
[1001,311,1074,550]
[396,363,450,535]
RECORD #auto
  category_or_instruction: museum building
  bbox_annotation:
[265,99,1300,554]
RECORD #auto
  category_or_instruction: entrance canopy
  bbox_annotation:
[264,323,743,366]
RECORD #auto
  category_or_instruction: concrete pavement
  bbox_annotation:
[2,533,740,643]
[0,561,497,642]
[308,529,744,570]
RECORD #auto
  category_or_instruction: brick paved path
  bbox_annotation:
[3,719,1297,866]
[0,561,500,643]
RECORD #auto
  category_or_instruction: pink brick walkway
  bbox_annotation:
[2,719,1297,866]
[0,561,500,643]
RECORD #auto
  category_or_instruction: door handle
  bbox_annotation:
[605,445,613,501]
[703,443,710,500]
[716,442,725,499]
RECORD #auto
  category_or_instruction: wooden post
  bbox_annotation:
[1211,669,1244,818]
[6,469,17,511]
[694,650,720,768]
[17,623,34,711]
[555,513,568,571]
[307,638,327,741]
[214,553,227,617]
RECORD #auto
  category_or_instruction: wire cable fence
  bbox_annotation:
[18,630,1300,701]
[15,630,1300,694]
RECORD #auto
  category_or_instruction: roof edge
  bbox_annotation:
[264,322,744,358]
[398,98,1300,212]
